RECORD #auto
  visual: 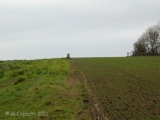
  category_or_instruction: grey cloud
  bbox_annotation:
[0,0,160,60]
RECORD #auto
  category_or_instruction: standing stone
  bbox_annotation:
[67,53,70,59]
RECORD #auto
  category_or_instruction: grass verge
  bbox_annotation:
[0,59,91,120]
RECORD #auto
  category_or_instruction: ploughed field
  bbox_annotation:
[74,57,160,120]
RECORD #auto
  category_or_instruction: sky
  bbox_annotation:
[0,0,160,60]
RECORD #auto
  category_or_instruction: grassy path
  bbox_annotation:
[0,59,91,120]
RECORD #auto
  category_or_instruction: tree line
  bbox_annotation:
[132,22,160,56]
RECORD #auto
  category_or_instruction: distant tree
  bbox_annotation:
[132,38,148,56]
[132,22,160,56]
[145,26,160,55]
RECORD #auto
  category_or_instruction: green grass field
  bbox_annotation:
[0,59,91,120]
[1,57,160,120]
[74,57,160,120]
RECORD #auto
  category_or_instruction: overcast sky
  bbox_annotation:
[0,0,160,60]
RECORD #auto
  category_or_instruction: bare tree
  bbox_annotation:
[132,22,160,56]
[145,26,160,55]
[132,38,148,56]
